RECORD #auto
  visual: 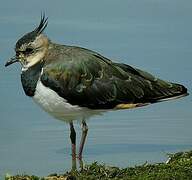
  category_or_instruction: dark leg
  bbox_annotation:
[78,120,88,161]
[69,122,76,170]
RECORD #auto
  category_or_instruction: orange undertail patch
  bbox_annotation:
[115,103,150,109]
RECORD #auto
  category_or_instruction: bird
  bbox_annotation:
[5,14,188,170]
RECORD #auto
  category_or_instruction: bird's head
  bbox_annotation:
[5,14,49,70]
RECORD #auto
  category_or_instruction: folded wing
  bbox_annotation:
[41,47,188,109]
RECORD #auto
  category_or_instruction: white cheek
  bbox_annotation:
[24,51,44,69]
[29,51,44,61]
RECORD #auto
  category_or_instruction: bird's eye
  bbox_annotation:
[25,47,34,54]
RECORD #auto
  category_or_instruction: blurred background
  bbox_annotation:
[0,0,192,178]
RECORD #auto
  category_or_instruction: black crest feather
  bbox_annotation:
[15,13,48,49]
[34,13,48,34]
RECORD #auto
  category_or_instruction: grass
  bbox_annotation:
[5,150,192,180]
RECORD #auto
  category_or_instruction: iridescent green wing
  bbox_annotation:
[41,46,187,109]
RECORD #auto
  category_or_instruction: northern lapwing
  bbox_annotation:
[5,15,188,170]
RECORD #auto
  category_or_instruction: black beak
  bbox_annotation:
[5,56,19,67]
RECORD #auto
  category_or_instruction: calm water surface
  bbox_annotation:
[0,0,192,177]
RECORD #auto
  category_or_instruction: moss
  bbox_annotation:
[5,175,40,180]
[5,150,192,180]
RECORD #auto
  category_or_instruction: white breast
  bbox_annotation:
[33,80,91,122]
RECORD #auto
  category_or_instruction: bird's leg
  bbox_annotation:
[69,122,76,171]
[78,120,88,168]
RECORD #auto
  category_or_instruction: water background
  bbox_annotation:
[0,0,192,178]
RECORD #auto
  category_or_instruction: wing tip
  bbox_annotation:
[154,92,189,103]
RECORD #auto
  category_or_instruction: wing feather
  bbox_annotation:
[41,46,187,109]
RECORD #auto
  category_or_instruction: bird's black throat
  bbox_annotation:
[21,62,44,97]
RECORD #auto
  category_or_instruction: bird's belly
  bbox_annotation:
[33,80,90,122]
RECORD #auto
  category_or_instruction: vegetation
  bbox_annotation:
[5,150,192,180]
